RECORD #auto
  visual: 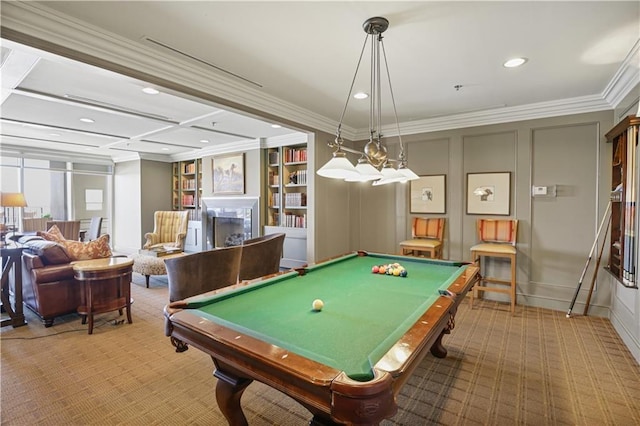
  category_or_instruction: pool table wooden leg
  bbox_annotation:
[430,311,456,359]
[213,361,253,426]
[430,331,448,358]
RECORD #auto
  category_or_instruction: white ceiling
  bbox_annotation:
[1,1,639,163]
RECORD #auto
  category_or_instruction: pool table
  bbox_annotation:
[164,251,479,425]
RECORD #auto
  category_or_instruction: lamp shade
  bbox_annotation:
[0,192,27,207]
[372,164,406,186]
[317,152,359,180]
[398,165,419,181]
[345,159,383,182]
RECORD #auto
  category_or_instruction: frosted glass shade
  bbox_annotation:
[372,165,406,186]
[317,153,359,179]
[398,166,419,181]
[345,161,383,182]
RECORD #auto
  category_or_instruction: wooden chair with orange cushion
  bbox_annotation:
[399,217,445,259]
[469,219,518,314]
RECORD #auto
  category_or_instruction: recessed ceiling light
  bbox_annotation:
[161,147,170,151]
[142,87,160,95]
[271,124,282,129]
[80,117,95,123]
[354,92,369,100]
[503,57,528,68]
[49,133,61,137]
[199,139,210,143]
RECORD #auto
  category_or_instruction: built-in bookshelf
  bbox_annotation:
[172,159,202,221]
[606,115,640,288]
[265,145,307,228]
[264,137,311,270]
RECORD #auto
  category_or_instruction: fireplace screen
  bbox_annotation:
[201,197,259,251]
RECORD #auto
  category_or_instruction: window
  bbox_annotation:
[0,155,113,234]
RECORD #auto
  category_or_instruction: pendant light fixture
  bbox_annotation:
[316,16,418,185]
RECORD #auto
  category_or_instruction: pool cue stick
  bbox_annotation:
[583,211,611,316]
[566,200,612,318]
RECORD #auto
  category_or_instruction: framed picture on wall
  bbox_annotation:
[410,175,446,214]
[212,153,245,194]
[466,172,511,215]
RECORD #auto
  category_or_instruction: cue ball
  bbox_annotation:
[312,299,324,311]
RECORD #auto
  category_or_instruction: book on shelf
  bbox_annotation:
[183,163,196,174]
[285,147,307,163]
[269,151,280,165]
[282,213,307,228]
[269,192,280,208]
[269,171,279,186]
[288,169,307,185]
[182,178,196,189]
[182,194,195,206]
[284,192,307,207]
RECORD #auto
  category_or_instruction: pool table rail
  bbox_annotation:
[164,256,479,425]
[166,308,400,424]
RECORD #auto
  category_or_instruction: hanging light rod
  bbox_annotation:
[317,16,418,185]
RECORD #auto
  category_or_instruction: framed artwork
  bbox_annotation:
[212,153,245,194]
[466,172,511,215]
[410,175,446,214]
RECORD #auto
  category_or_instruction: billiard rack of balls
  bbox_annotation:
[372,262,408,277]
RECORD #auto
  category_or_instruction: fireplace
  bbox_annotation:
[201,197,259,251]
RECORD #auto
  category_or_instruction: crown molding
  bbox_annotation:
[1,2,634,151]
[0,2,340,135]
[602,39,640,108]
[261,133,310,149]
[360,95,613,139]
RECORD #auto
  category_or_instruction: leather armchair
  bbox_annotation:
[165,246,242,302]
[143,211,189,250]
[239,233,285,281]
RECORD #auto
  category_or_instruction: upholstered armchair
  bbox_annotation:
[143,211,190,250]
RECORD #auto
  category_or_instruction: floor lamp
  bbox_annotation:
[1,192,27,245]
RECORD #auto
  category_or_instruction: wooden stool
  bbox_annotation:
[399,217,445,259]
[469,219,518,314]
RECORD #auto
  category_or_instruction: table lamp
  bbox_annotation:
[1,192,27,245]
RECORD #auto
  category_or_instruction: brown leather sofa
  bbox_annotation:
[20,237,81,327]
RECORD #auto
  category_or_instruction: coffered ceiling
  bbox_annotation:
[1,1,639,163]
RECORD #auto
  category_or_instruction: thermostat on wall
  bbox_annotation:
[532,185,557,197]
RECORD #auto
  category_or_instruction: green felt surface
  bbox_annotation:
[186,253,466,380]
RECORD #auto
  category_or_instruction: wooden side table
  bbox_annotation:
[1,244,27,328]
[72,257,134,335]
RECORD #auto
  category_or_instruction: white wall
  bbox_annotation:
[113,160,142,254]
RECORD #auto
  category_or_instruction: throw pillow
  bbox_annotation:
[24,240,72,265]
[37,224,66,242]
[61,234,112,261]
